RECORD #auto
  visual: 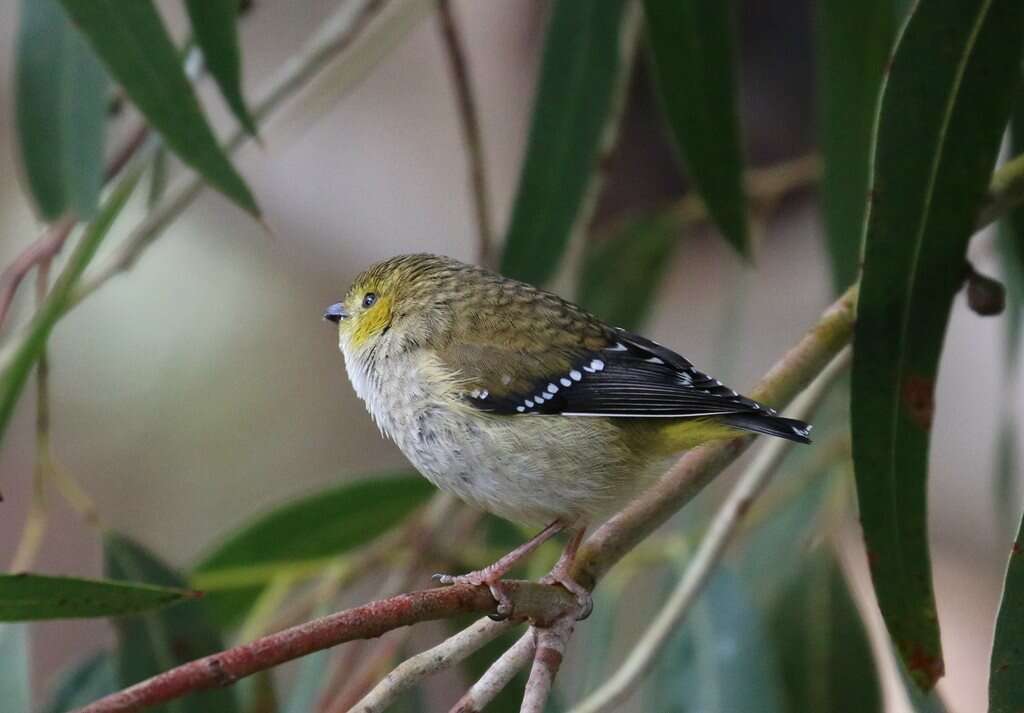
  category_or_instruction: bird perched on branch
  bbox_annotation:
[324,254,810,617]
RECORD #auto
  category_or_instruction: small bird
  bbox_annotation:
[324,254,810,616]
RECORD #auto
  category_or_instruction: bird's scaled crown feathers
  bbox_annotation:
[331,253,607,354]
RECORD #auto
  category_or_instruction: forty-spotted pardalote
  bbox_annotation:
[325,254,810,616]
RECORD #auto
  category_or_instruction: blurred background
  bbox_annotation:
[0,1,1021,711]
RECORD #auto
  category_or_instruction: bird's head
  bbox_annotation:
[324,254,468,358]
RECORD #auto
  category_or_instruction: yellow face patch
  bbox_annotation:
[348,293,394,348]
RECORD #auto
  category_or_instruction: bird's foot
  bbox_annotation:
[541,568,592,620]
[432,570,514,620]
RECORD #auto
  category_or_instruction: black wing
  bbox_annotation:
[468,329,811,443]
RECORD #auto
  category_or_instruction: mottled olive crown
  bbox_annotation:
[339,254,608,355]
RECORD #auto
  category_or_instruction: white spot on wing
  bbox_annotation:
[591,359,605,371]
[547,383,558,394]
[570,370,583,381]
[606,342,628,352]
[560,377,572,387]
[525,399,535,408]
[646,356,665,365]
[516,405,526,413]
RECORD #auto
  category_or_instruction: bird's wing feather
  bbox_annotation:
[441,323,777,420]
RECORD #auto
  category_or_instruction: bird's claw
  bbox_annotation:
[541,572,593,620]
[432,571,514,619]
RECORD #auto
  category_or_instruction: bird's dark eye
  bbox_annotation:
[362,292,377,308]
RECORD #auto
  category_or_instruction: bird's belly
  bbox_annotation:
[393,406,647,526]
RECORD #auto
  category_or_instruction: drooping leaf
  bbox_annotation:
[1000,85,1024,364]
[768,549,882,713]
[0,624,30,713]
[184,0,257,136]
[576,212,680,330]
[0,572,191,621]
[850,0,1024,690]
[0,171,140,448]
[104,533,240,713]
[56,0,259,216]
[499,0,632,284]
[989,515,1024,712]
[653,567,787,713]
[643,0,749,257]
[815,0,896,291]
[191,475,433,626]
[40,652,118,713]
[15,0,107,220]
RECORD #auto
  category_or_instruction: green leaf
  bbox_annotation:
[768,549,882,713]
[850,0,1024,690]
[104,533,240,713]
[0,573,191,621]
[499,0,632,284]
[989,514,1024,712]
[40,652,118,713]
[815,0,896,291]
[15,0,108,220]
[643,0,748,257]
[0,171,139,448]
[576,212,680,330]
[184,0,257,136]
[1001,86,1024,364]
[0,624,30,713]
[56,0,259,216]
[653,567,786,713]
[192,476,433,626]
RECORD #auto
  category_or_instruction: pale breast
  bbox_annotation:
[343,347,653,526]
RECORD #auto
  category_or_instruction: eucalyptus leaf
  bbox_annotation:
[815,0,896,291]
[0,572,191,621]
[850,0,1024,689]
[57,0,259,216]
[500,0,632,284]
[184,0,257,136]
[643,0,749,257]
[15,0,107,220]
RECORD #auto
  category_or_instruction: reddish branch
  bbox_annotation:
[73,582,575,713]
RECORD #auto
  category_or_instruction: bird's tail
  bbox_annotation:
[720,412,812,444]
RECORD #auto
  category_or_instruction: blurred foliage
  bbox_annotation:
[2,0,1024,711]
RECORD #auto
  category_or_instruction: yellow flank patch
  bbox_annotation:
[350,294,394,348]
[653,417,742,455]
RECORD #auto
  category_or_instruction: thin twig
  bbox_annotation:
[8,263,54,571]
[567,347,853,713]
[350,617,515,713]
[73,581,576,713]
[436,0,495,269]
[450,631,536,713]
[521,616,574,713]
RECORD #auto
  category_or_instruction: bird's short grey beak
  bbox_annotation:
[323,302,348,323]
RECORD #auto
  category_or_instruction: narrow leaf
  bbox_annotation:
[851,0,1024,690]
[0,624,30,713]
[104,533,239,713]
[0,171,139,447]
[576,212,680,330]
[192,475,433,626]
[643,0,749,257]
[989,516,1024,712]
[1000,86,1024,364]
[499,0,632,284]
[57,0,259,216]
[184,0,257,136]
[769,550,882,713]
[40,652,117,713]
[815,0,896,291]
[0,573,191,621]
[15,0,107,220]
